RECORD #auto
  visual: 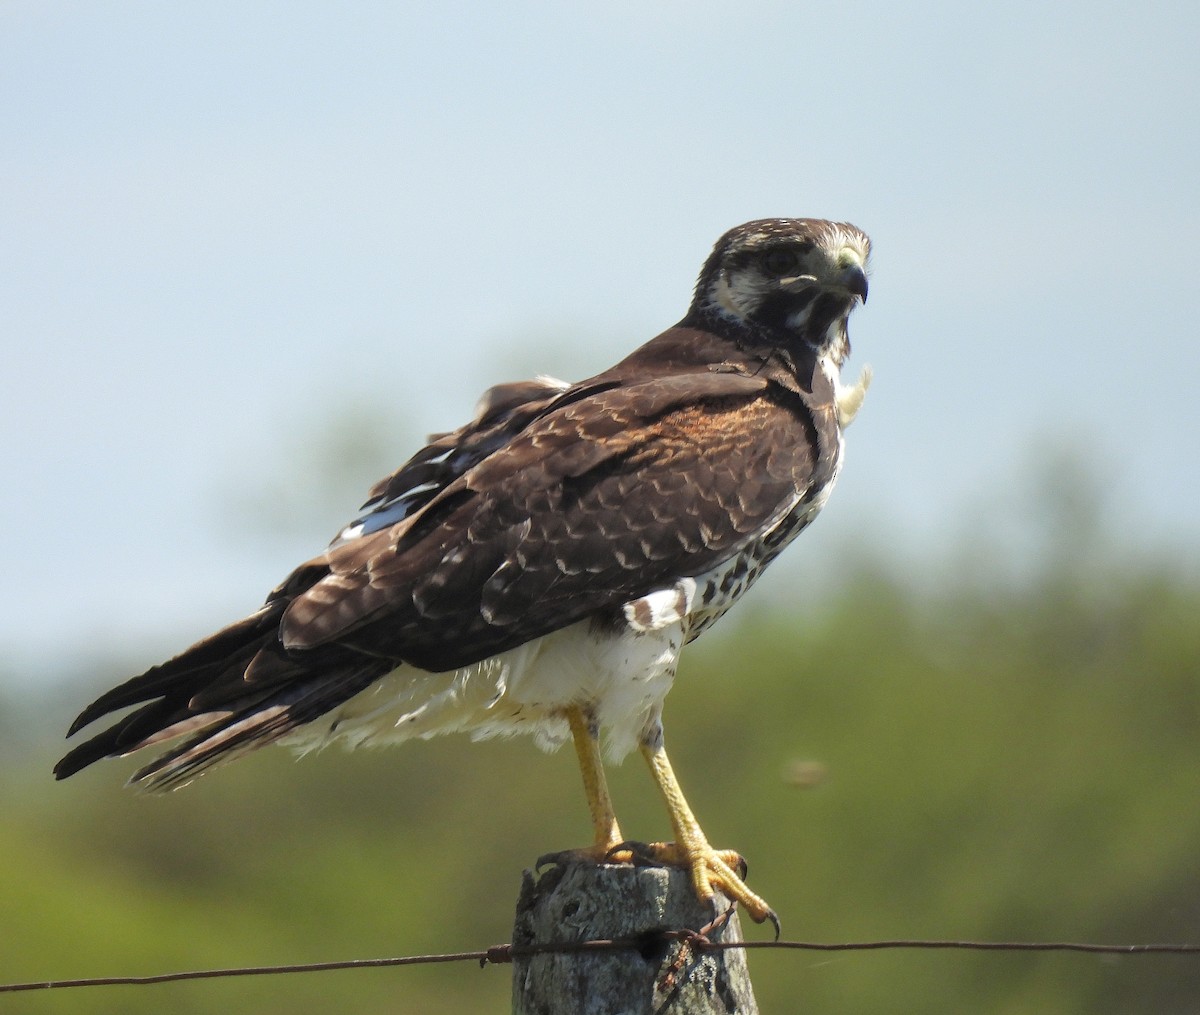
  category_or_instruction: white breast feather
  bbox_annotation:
[835,363,872,427]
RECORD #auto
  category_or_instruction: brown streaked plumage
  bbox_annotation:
[56,218,872,929]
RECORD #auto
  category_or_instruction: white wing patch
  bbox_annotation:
[623,578,697,633]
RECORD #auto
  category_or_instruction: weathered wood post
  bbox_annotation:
[512,862,758,1014]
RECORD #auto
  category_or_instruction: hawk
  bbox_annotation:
[56,218,871,929]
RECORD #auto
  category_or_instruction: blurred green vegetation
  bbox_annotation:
[4,460,1199,1013]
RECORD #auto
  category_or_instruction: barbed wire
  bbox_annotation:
[3,932,1198,994]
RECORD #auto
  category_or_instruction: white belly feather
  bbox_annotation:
[281,615,686,764]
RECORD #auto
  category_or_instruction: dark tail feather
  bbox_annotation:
[126,665,387,792]
[54,603,390,789]
[65,608,280,737]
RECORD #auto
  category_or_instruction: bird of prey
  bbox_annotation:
[56,218,871,928]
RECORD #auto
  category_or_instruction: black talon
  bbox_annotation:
[535,849,573,870]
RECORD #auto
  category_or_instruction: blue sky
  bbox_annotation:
[4,2,1198,684]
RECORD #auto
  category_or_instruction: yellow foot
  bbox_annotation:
[607,839,779,936]
[606,839,745,875]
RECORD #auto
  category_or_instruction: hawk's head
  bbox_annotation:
[690,218,870,365]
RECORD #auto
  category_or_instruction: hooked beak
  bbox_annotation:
[841,263,868,304]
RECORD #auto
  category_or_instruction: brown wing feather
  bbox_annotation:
[278,366,830,672]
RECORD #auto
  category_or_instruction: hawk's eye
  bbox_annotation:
[761,247,802,277]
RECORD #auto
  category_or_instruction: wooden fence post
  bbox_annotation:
[511,862,758,1014]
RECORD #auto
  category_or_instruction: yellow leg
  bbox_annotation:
[641,736,778,930]
[566,705,624,855]
[543,710,778,932]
